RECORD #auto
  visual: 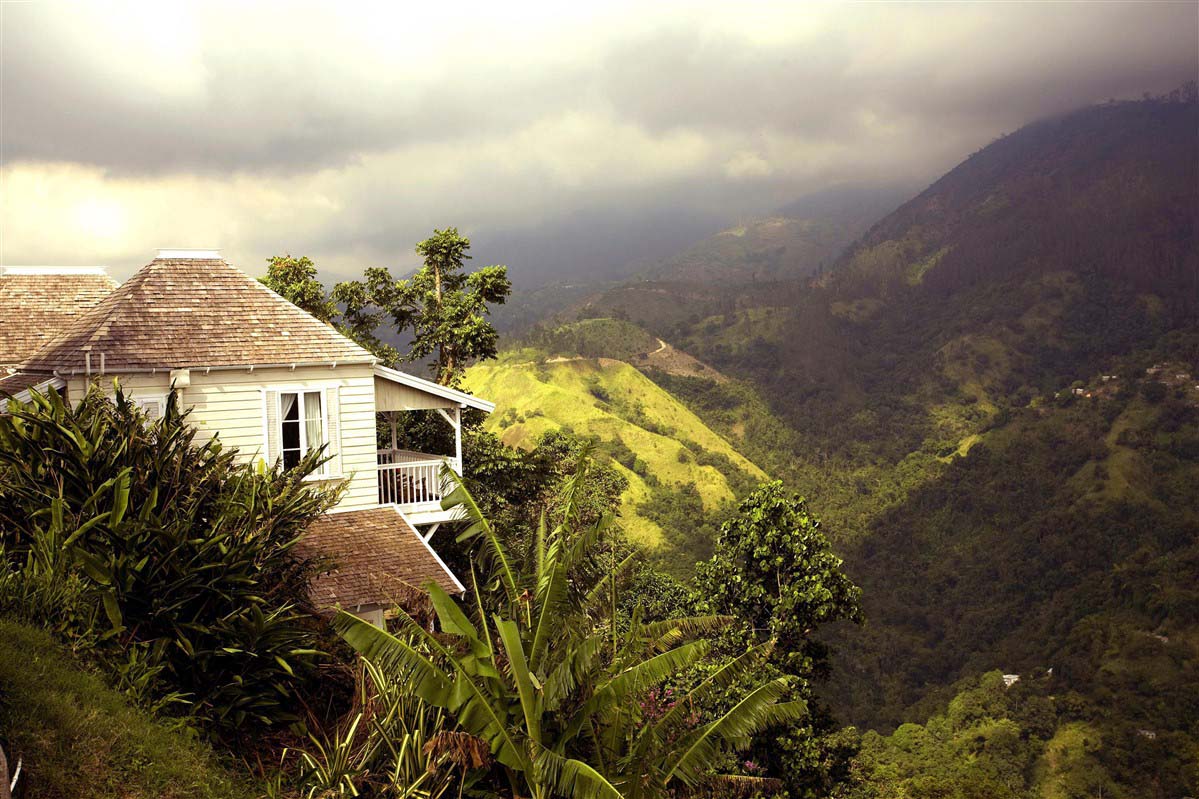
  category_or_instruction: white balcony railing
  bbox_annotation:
[376,449,460,507]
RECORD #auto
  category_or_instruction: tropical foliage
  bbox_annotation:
[697,482,862,676]
[334,467,808,798]
[0,386,338,733]
[335,227,511,384]
[282,659,480,799]
[260,254,340,323]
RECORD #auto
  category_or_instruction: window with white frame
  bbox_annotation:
[136,397,166,420]
[279,390,326,473]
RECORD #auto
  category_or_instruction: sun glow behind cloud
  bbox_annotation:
[1,1,1194,281]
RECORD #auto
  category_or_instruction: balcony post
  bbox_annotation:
[454,406,463,475]
[389,411,398,452]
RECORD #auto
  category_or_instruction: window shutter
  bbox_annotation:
[263,389,280,467]
[325,386,342,476]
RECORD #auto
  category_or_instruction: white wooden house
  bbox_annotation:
[1,250,494,622]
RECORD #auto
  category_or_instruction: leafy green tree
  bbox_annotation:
[260,254,339,323]
[333,227,511,384]
[697,481,862,676]
[334,468,805,799]
[696,482,863,795]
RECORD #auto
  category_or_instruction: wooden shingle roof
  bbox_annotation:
[21,256,373,372]
[297,507,464,612]
[0,267,117,367]
[0,371,61,399]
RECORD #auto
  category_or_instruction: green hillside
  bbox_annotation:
[0,618,257,799]
[495,94,1199,795]
[462,350,766,564]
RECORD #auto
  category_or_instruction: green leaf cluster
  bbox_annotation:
[333,227,511,384]
[260,254,339,323]
[334,466,805,799]
[0,386,339,732]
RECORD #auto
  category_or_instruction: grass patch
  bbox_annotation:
[0,618,256,799]
[463,357,765,551]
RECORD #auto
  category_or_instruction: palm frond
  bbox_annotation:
[543,634,606,710]
[442,470,520,607]
[331,611,452,706]
[529,562,570,673]
[647,642,774,742]
[675,774,785,798]
[665,678,806,787]
[554,445,594,532]
[563,511,615,573]
[574,640,709,730]
[635,615,735,652]
[429,581,480,641]
[495,617,542,742]
[333,610,527,771]
[533,742,626,799]
[582,552,638,618]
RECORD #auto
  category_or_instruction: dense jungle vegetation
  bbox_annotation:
[472,91,1199,796]
[0,226,863,798]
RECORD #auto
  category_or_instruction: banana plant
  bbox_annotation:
[333,470,805,799]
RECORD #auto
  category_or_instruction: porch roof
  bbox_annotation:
[0,371,64,404]
[297,505,465,612]
[373,364,495,413]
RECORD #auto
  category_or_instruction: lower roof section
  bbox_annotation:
[0,371,63,404]
[297,505,464,613]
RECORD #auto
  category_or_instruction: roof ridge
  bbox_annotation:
[19,255,374,372]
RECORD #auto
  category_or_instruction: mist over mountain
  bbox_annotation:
[480,203,730,288]
[489,181,913,331]
[471,89,1199,795]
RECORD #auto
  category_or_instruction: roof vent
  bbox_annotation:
[156,248,222,260]
[0,265,110,276]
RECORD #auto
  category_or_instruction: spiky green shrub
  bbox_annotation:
[283,658,477,799]
[0,386,339,731]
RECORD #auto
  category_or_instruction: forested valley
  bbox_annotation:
[1,85,1195,799]
[473,90,1199,796]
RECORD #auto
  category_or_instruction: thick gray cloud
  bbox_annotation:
[1,1,1194,282]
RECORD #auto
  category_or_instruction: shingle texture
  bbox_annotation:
[0,271,117,366]
[22,258,373,372]
[0,371,57,398]
[297,507,462,611]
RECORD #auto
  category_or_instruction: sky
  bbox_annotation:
[1,1,1196,284]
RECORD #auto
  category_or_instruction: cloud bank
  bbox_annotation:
[1,1,1195,282]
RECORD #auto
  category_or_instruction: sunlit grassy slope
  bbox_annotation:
[462,352,766,548]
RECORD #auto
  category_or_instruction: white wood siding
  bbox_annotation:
[374,375,456,410]
[68,364,380,511]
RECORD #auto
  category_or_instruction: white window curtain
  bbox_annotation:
[304,391,324,450]
[277,390,327,475]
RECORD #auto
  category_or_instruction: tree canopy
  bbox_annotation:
[697,481,862,676]
[260,254,339,324]
[334,227,511,384]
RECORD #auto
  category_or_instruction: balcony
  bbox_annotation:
[376,448,460,512]
[372,365,495,528]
